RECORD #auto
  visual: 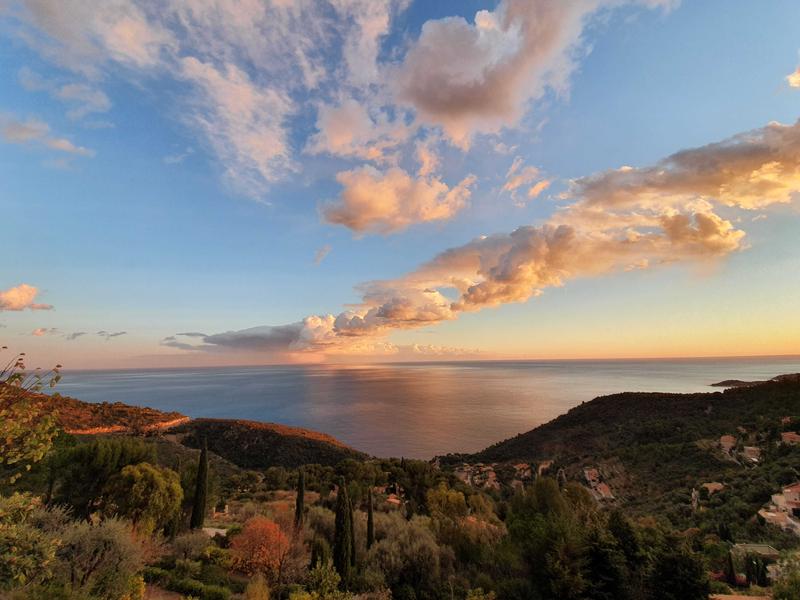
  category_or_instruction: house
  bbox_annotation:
[720,435,737,453]
[742,446,761,463]
[781,431,800,445]
[702,482,725,495]
[731,543,780,561]
[584,468,600,485]
[513,463,532,479]
[385,494,402,508]
[594,482,614,501]
[759,481,800,536]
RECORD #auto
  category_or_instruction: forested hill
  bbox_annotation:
[167,418,367,469]
[12,385,365,469]
[445,375,800,519]
[471,375,800,464]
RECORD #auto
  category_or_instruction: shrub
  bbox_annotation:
[0,493,59,589]
[173,531,211,559]
[244,574,270,600]
[230,516,290,579]
[55,519,144,599]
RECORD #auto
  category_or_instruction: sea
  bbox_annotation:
[54,357,800,459]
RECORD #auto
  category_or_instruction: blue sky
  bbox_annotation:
[1,0,799,368]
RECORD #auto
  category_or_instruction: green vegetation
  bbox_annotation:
[4,352,800,599]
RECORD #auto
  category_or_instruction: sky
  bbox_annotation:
[1,0,800,369]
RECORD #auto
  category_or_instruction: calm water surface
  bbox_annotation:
[54,358,800,458]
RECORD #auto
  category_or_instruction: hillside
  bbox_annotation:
[8,384,364,470]
[2,384,189,434]
[449,376,800,522]
[166,418,367,469]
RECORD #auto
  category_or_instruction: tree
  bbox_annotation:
[190,437,209,530]
[53,437,156,519]
[723,550,736,586]
[366,487,375,550]
[103,462,183,535]
[311,537,332,570]
[231,516,290,581]
[0,350,60,484]
[648,545,710,600]
[584,526,629,600]
[333,477,354,588]
[366,514,446,598]
[295,468,305,530]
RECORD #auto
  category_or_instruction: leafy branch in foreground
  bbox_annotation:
[0,347,62,484]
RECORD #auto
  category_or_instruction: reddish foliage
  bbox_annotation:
[230,516,290,577]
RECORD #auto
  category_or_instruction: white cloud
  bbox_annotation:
[323,166,476,234]
[187,117,800,360]
[180,57,295,198]
[314,244,332,265]
[503,156,551,205]
[396,0,674,147]
[0,284,53,311]
[1,114,95,157]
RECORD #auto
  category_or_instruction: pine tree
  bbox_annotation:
[294,468,305,530]
[333,477,353,588]
[189,437,208,530]
[366,486,375,550]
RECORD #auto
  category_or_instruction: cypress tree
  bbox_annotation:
[294,468,305,530]
[348,490,356,568]
[189,437,208,530]
[310,536,332,569]
[366,486,375,550]
[333,477,353,588]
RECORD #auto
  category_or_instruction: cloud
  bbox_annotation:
[306,98,408,163]
[787,67,800,88]
[314,244,332,265]
[3,0,671,213]
[565,119,800,212]
[179,117,800,360]
[19,68,112,121]
[31,327,58,337]
[55,83,112,120]
[9,0,173,75]
[0,284,53,311]
[179,56,295,198]
[323,166,477,234]
[97,330,127,340]
[1,115,94,156]
[395,0,675,147]
[163,147,193,165]
[65,331,87,341]
[503,156,551,204]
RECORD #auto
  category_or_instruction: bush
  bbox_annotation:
[142,566,170,583]
[54,519,144,599]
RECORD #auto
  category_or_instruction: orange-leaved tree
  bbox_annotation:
[231,516,290,581]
